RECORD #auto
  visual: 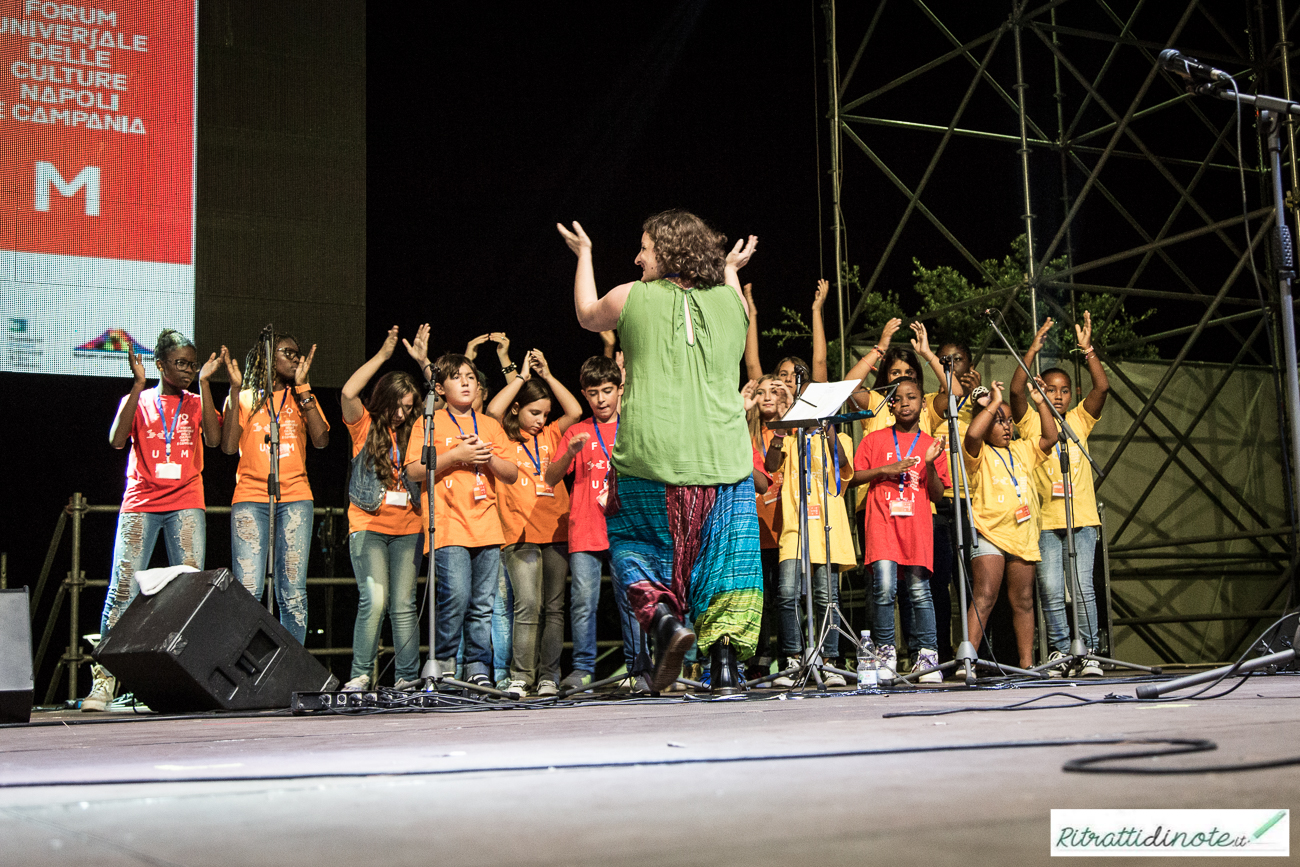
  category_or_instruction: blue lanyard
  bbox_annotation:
[446,407,478,438]
[446,408,481,475]
[989,445,1023,502]
[154,390,184,462]
[808,429,842,500]
[520,435,543,476]
[592,415,619,460]
[270,388,290,424]
[892,427,921,496]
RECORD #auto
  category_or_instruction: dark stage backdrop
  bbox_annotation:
[3,0,365,698]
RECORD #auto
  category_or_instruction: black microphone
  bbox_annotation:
[1158,48,1232,84]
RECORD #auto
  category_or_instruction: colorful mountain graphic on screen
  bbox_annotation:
[74,329,152,357]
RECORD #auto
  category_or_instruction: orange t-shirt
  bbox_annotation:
[406,408,513,552]
[232,387,329,504]
[496,422,570,546]
[755,427,783,550]
[345,410,423,537]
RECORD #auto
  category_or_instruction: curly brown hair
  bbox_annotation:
[363,372,420,488]
[642,209,727,287]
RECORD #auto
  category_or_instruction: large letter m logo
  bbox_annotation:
[34,162,100,216]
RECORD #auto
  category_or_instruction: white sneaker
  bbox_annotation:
[823,665,847,688]
[394,677,424,690]
[505,679,528,699]
[1045,650,1070,678]
[914,648,942,684]
[80,664,117,712]
[772,656,800,688]
[341,674,370,691]
[536,679,558,697]
[1080,658,1103,677]
[878,644,898,678]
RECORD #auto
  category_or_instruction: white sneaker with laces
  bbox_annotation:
[772,656,800,688]
[342,674,370,692]
[823,665,847,688]
[505,680,528,699]
[1045,649,1069,678]
[914,648,942,684]
[878,644,898,678]
[536,679,558,697]
[1080,658,1103,677]
[80,664,117,712]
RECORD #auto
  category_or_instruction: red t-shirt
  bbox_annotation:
[855,426,951,570]
[121,386,210,513]
[559,417,618,553]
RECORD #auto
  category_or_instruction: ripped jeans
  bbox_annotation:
[102,509,206,635]
[231,500,313,643]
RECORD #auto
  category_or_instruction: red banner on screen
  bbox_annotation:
[0,1,194,264]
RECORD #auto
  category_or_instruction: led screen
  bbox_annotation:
[0,1,195,375]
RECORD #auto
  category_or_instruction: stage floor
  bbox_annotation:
[2,673,1297,866]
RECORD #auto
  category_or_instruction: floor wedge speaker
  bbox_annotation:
[0,588,34,724]
[95,568,337,713]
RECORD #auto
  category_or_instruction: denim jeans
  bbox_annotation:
[493,564,513,682]
[776,559,839,658]
[230,500,313,643]
[1038,525,1100,653]
[433,545,500,678]
[102,509,206,634]
[348,530,422,682]
[503,543,568,686]
[871,560,937,651]
[569,549,644,674]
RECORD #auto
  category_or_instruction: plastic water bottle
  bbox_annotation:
[857,630,879,689]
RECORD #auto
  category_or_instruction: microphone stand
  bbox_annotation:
[983,312,1158,680]
[262,328,279,620]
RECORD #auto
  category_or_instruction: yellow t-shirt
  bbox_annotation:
[962,436,1050,561]
[1016,405,1100,530]
[777,430,856,567]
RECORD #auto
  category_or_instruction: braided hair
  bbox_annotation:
[242,326,299,417]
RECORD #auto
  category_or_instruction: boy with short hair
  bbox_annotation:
[406,352,518,688]
[545,355,646,691]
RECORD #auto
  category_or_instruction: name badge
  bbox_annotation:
[763,474,782,505]
[473,475,488,502]
[1015,503,1032,524]
[597,488,609,510]
[1051,480,1071,498]
[155,462,182,480]
[535,475,555,498]
[889,498,914,517]
[385,490,409,507]
[808,502,822,520]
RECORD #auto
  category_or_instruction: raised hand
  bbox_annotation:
[464,333,491,360]
[740,379,758,412]
[909,320,934,360]
[924,437,945,464]
[379,325,399,361]
[988,379,1005,408]
[1075,310,1093,352]
[877,317,902,352]
[959,367,982,394]
[566,431,592,455]
[295,344,316,386]
[199,351,222,383]
[813,279,829,311]
[556,221,592,256]
[530,348,551,379]
[614,350,625,384]
[402,322,431,369]
[127,345,147,386]
[519,349,534,380]
[1028,375,1048,406]
[220,345,242,390]
[725,234,759,270]
[1029,317,1053,355]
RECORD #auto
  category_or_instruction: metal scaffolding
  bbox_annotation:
[823,0,1300,664]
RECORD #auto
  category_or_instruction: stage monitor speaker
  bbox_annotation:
[95,568,338,713]
[0,588,34,724]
